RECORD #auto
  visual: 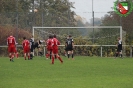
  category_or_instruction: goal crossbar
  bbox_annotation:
[33,26,122,29]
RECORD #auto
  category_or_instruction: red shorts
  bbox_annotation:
[47,46,52,51]
[8,45,16,53]
[14,48,17,53]
[52,49,58,54]
[23,47,30,53]
[47,47,52,51]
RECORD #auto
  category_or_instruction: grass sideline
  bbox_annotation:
[0,56,133,88]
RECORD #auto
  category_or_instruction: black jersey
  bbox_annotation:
[29,38,34,47]
[34,41,40,48]
[118,40,122,50]
[66,38,73,48]
[29,38,34,52]
[34,40,43,49]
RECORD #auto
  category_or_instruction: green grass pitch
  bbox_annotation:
[0,56,133,88]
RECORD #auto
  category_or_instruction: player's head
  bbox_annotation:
[10,31,13,36]
[39,40,43,44]
[118,37,120,40]
[23,37,26,40]
[66,36,69,39]
[53,34,56,38]
[68,35,72,38]
[49,35,53,38]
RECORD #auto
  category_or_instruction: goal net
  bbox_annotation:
[32,26,124,57]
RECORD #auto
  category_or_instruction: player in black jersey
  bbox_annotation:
[64,36,69,57]
[34,40,44,56]
[65,35,74,60]
[29,35,34,59]
[115,37,123,59]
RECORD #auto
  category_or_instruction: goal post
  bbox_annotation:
[32,26,123,57]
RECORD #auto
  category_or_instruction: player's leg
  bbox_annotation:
[30,47,34,59]
[8,47,12,61]
[10,52,14,62]
[55,49,63,63]
[64,48,67,57]
[10,52,15,62]
[8,47,14,61]
[16,52,19,58]
[9,53,12,61]
[68,47,74,60]
[24,53,27,60]
[46,51,50,59]
[50,50,52,59]
[30,52,33,59]
[14,51,18,59]
[27,48,31,60]
[67,47,71,59]
[51,51,55,64]
[56,54,63,63]
[27,52,30,60]
[46,52,50,59]
[115,52,119,58]
[119,50,123,58]
[115,48,119,59]
[23,49,27,60]
[38,48,43,56]
[11,47,15,61]
[71,50,74,60]
[46,48,51,59]
[14,47,18,58]
[67,50,71,59]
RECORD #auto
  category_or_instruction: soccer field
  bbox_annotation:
[0,56,133,88]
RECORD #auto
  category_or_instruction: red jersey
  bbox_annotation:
[46,38,53,50]
[7,36,16,46]
[7,36,16,53]
[22,40,30,48]
[52,38,60,50]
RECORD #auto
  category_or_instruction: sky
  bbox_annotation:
[69,0,116,22]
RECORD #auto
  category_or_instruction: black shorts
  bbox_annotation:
[66,47,73,51]
[34,43,40,49]
[65,47,68,51]
[37,46,40,48]
[117,48,122,52]
[30,46,34,52]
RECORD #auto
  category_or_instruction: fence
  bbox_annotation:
[0,45,133,57]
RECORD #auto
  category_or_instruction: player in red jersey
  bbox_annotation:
[7,33,17,62]
[51,35,63,64]
[46,35,53,59]
[22,37,30,60]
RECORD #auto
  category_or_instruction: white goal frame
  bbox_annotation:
[32,26,123,57]
[32,26,122,40]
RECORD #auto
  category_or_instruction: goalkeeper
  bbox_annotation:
[114,37,123,59]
